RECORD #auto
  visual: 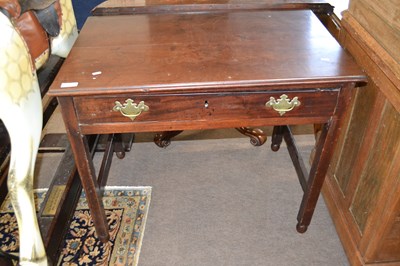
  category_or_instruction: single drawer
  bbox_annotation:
[74,89,340,126]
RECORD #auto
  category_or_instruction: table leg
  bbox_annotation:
[58,97,110,242]
[296,83,355,233]
[296,120,336,233]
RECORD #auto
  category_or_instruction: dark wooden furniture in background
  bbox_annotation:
[91,0,340,37]
[48,9,365,242]
[320,0,400,265]
[92,0,333,16]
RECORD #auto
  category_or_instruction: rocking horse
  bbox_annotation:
[0,0,78,264]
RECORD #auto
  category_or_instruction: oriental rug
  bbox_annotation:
[0,186,152,265]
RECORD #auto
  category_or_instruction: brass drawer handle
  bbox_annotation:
[265,94,301,116]
[113,99,149,120]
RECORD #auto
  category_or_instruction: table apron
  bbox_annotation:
[71,89,340,134]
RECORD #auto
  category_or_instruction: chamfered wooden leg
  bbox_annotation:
[58,97,110,243]
[296,121,335,233]
[296,83,356,233]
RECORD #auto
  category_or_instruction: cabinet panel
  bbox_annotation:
[372,204,400,261]
[349,0,400,64]
[322,0,400,262]
[350,101,400,233]
[333,81,378,194]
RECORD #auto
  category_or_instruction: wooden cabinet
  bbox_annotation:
[322,0,400,264]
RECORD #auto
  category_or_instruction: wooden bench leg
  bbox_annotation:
[154,131,183,148]
[271,126,285,151]
[282,126,308,192]
[154,128,267,148]
[113,133,126,159]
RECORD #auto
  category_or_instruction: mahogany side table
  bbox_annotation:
[49,10,366,242]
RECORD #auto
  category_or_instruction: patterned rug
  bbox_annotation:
[0,186,152,265]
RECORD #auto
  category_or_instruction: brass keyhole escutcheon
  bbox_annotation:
[265,94,301,116]
[113,99,149,121]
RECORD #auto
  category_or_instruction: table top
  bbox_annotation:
[49,10,366,97]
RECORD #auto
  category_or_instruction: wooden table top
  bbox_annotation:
[49,10,366,97]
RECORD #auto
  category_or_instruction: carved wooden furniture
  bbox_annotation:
[320,0,400,264]
[92,0,334,16]
[48,9,366,243]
